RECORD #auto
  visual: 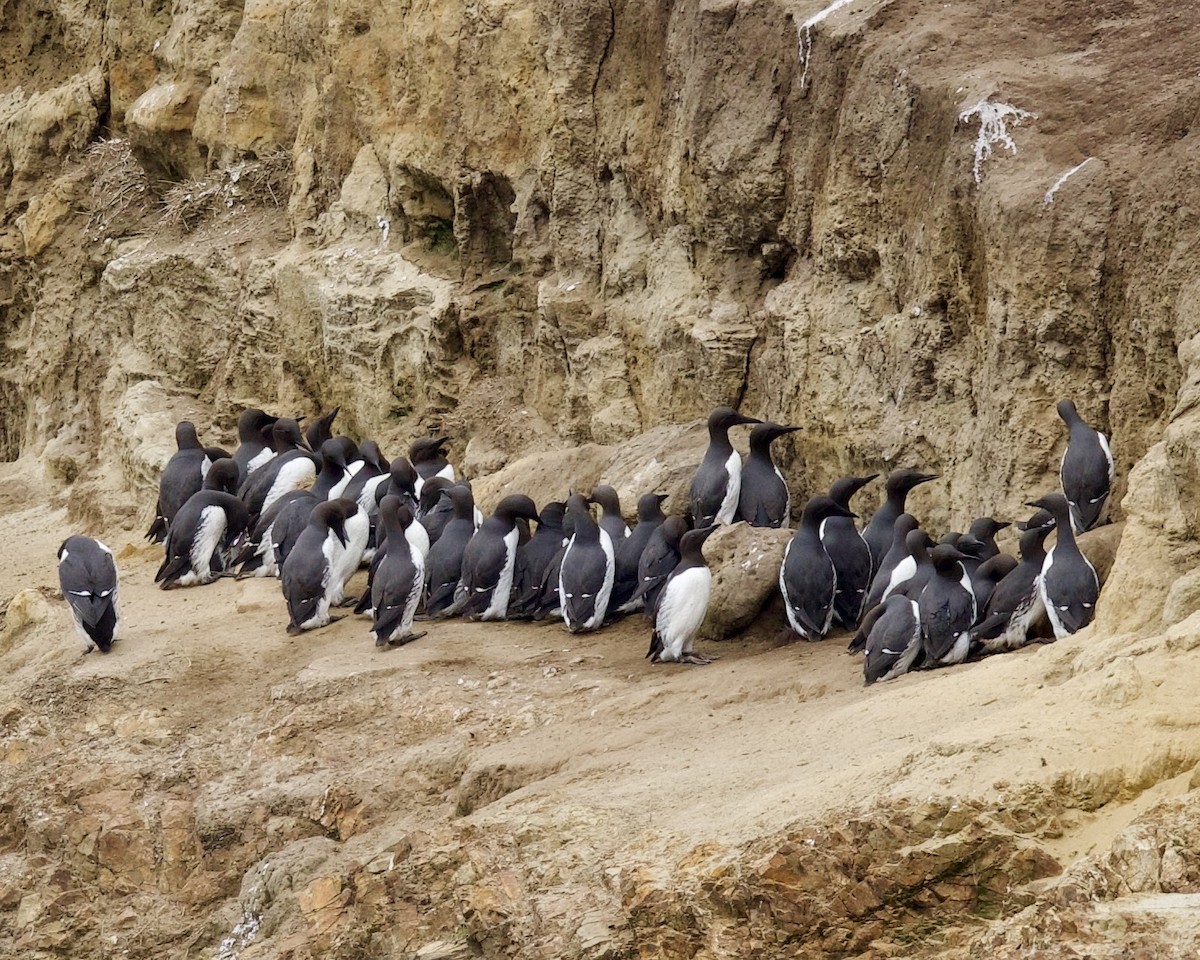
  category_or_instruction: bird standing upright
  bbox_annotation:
[689,407,762,527]
[648,526,719,665]
[736,422,801,528]
[1057,399,1114,534]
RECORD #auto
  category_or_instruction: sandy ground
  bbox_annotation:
[4,455,1200,955]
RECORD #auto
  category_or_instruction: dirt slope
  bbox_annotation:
[4,453,1200,958]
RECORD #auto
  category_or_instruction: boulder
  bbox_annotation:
[699,523,792,641]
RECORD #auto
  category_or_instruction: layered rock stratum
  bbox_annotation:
[5,0,1200,956]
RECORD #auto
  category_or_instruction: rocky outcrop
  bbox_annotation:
[4,0,1198,531]
[7,0,1200,957]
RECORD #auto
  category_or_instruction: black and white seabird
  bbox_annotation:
[387,458,421,515]
[688,407,762,527]
[970,553,1018,616]
[625,515,689,619]
[453,494,540,620]
[146,420,211,543]
[57,536,121,653]
[304,407,340,456]
[341,441,391,561]
[558,494,616,633]
[589,485,631,544]
[823,474,878,628]
[511,501,567,617]
[1028,492,1100,639]
[370,496,427,647]
[324,498,369,606]
[971,519,1055,653]
[239,419,317,522]
[779,495,857,641]
[884,529,937,602]
[232,408,279,482]
[341,440,389,505]
[416,476,454,543]
[423,485,478,617]
[311,439,351,499]
[611,493,670,611]
[918,544,977,667]
[736,422,801,528]
[280,501,348,635]
[860,468,938,578]
[1057,399,1114,534]
[156,459,250,588]
[516,509,576,621]
[862,513,921,613]
[410,436,455,498]
[647,526,719,664]
[326,436,363,500]
[355,484,433,616]
[863,594,923,685]
[966,518,1010,561]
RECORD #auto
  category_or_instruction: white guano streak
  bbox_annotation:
[1043,157,1095,206]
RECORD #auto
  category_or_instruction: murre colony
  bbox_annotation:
[58,399,1113,682]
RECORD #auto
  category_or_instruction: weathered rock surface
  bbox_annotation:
[6,0,1200,957]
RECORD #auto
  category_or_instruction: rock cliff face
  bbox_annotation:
[6,0,1200,956]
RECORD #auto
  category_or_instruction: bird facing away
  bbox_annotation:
[823,473,878,628]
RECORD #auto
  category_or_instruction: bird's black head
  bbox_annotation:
[238,408,278,440]
[636,492,669,521]
[1056,399,1079,424]
[320,439,348,470]
[176,420,201,450]
[360,440,388,472]
[205,458,240,494]
[380,494,413,531]
[588,485,622,514]
[447,484,476,519]
[930,543,968,574]
[955,534,989,561]
[389,458,419,498]
[801,494,857,525]
[679,525,718,558]
[706,406,762,435]
[539,501,567,529]
[1018,521,1055,558]
[272,418,305,451]
[1016,507,1055,532]
[969,517,1011,540]
[1024,493,1070,521]
[416,476,451,511]
[660,515,689,549]
[887,468,938,495]
[828,474,878,508]
[410,435,451,464]
[305,407,340,451]
[905,528,935,555]
[495,494,540,524]
[748,422,801,452]
[288,594,320,635]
